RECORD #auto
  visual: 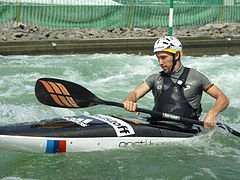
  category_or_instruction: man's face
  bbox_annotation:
[155,51,175,74]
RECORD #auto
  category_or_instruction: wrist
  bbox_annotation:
[125,92,137,102]
[208,108,219,116]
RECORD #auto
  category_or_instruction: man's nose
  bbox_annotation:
[158,59,164,65]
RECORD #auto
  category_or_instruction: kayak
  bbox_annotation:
[0,114,201,153]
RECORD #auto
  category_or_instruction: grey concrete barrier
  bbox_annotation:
[0,37,240,56]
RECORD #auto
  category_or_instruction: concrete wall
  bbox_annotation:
[1,37,240,56]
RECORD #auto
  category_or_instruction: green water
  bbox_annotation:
[0,54,240,180]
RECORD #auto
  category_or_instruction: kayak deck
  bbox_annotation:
[0,114,201,153]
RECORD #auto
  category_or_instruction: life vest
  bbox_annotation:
[152,67,201,121]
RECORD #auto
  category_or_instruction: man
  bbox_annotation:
[123,36,229,129]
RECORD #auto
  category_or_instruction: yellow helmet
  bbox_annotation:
[154,36,183,56]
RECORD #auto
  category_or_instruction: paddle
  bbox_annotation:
[35,78,240,137]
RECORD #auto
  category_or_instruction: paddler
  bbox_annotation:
[123,36,229,129]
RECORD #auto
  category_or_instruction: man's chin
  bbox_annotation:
[162,69,169,73]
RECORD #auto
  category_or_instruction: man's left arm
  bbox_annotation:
[204,85,230,129]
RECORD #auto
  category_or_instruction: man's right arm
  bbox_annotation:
[123,83,151,112]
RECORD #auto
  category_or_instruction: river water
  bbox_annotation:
[0,53,239,180]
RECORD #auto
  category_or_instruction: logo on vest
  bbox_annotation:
[183,85,191,91]
[157,84,162,89]
[157,81,162,90]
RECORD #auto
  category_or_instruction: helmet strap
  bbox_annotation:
[171,52,180,72]
[171,54,177,72]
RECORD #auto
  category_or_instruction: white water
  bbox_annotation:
[0,54,239,125]
[0,53,240,180]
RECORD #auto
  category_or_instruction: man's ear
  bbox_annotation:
[175,52,181,60]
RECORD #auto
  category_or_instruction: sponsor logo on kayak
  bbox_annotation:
[94,115,135,137]
[119,140,154,147]
[65,117,93,127]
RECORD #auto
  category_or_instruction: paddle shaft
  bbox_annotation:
[104,100,240,137]
[103,100,204,126]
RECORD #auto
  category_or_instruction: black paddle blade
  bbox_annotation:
[35,78,103,108]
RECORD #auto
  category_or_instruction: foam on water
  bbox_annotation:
[183,129,240,157]
[0,103,77,125]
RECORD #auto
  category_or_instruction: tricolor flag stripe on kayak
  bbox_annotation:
[45,140,66,153]
[40,80,79,108]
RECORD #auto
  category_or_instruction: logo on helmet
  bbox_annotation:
[170,45,182,50]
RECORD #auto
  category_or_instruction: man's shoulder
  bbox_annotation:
[187,67,213,87]
[188,67,210,78]
[148,71,162,78]
[145,71,163,85]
